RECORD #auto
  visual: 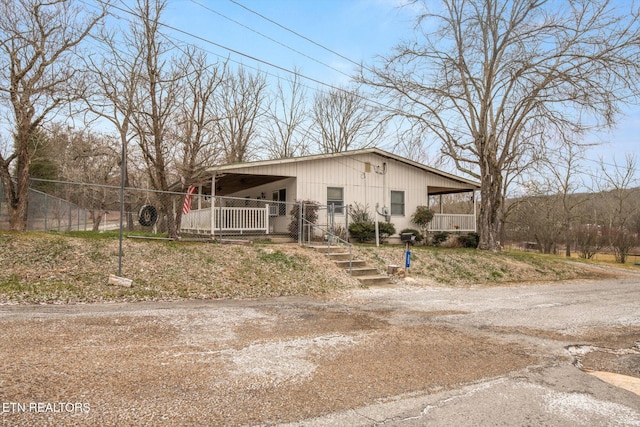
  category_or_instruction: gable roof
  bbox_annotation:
[206,148,479,189]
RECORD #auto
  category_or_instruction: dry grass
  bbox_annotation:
[0,232,359,303]
[354,244,619,286]
[0,231,624,303]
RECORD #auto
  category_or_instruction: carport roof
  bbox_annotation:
[186,148,479,196]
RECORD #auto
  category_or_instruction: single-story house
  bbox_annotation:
[180,148,479,242]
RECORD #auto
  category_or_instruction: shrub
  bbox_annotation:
[348,221,376,243]
[432,231,449,246]
[348,202,371,223]
[410,206,434,244]
[457,232,480,248]
[400,228,423,244]
[378,222,396,240]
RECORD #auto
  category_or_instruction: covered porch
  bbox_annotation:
[179,170,296,237]
[427,187,477,233]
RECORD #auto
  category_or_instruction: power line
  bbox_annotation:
[189,0,353,80]
[227,0,370,73]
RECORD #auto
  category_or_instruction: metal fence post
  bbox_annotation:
[298,201,303,245]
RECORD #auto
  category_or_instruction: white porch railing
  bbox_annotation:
[429,214,476,232]
[181,205,270,234]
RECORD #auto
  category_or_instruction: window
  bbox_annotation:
[327,187,344,214]
[272,188,287,216]
[390,190,405,216]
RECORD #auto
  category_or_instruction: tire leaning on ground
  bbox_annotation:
[138,205,158,227]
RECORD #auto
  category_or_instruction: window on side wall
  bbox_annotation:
[327,187,344,214]
[390,190,405,216]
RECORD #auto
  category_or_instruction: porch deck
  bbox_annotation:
[181,205,271,235]
[428,214,476,233]
[181,207,475,236]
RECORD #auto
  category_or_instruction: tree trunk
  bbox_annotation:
[8,132,32,231]
[477,159,502,251]
[564,222,571,257]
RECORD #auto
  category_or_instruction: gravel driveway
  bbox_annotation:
[1,276,639,426]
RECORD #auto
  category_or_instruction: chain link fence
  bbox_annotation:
[1,179,346,243]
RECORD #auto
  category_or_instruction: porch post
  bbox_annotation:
[265,204,270,234]
[211,172,216,239]
[472,190,477,232]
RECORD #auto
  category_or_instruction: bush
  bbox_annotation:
[348,221,376,243]
[432,231,449,246]
[348,221,396,243]
[400,228,423,244]
[457,232,480,248]
[348,202,371,223]
[378,222,396,239]
[410,206,434,245]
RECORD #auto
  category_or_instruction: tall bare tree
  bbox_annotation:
[128,0,182,237]
[214,66,268,164]
[597,155,639,263]
[542,142,591,257]
[85,22,145,230]
[173,49,226,184]
[0,0,105,230]
[311,86,384,153]
[362,0,640,250]
[263,72,310,159]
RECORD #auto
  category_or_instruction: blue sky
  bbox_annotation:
[121,0,638,178]
[164,0,417,84]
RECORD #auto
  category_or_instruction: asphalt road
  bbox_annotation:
[1,275,639,426]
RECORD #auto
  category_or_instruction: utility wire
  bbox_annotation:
[227,0,373,73]
[189,0,353,80]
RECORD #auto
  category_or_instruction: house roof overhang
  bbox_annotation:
[183,148,480,196]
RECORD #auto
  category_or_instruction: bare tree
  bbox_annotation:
[362,0,640,250]
[510,182,564,254]
[310,86,384,153]
[598,155,639,263]
[52,126,120,231]
[84,22,145,230]
[214,66,268,164]
[173,49,226,183]
[0,0,106,231]
[128,0,182,238]
[542,142,591,257]
[262,71,310,159]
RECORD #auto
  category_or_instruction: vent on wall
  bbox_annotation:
[364,162,371,173]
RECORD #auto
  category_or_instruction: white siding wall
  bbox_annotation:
[290,153,432,233]
[218,152,474,236]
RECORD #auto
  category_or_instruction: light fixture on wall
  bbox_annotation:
[260,192,265,199]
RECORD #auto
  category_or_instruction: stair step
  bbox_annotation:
[348,267,380,277]
[334,260,367,269]
[357,275,393,286]
[327,253,351,261]
[309,245,349,253]
[305,245,391,287]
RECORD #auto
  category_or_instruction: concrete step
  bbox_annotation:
[347,267,380,277]
[334,260,367,269]
[358,275,393,286]
[305,245,392,286]
[327,253,352,261]
[309,245,349,254]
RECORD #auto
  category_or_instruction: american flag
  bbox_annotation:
[182,186,197,214]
